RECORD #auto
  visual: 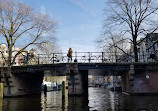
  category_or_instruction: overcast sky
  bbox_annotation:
[17,0,106,52]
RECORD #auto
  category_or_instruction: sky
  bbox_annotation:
[17,0,106,52]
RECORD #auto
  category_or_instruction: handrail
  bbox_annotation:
[0,51,157,66]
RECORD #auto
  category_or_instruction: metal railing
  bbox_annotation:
[37,51,158,64]
[37,52,114,64]
[0,51,158,66]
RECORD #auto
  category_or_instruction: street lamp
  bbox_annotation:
[146,74,150,79]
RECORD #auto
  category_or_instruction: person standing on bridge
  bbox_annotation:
[67,48,73,62]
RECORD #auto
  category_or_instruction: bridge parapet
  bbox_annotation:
[13,51,151,66]
[5,51,157,66]
[38,52,109,64]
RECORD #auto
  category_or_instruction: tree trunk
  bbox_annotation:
[8,46,12,66]
[133,36,138,62]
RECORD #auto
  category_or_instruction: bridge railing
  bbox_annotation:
[0,51,157,66]
[37,52,116,64]
[36,51,158,64]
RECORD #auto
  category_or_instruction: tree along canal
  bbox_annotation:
[2,87,158,111]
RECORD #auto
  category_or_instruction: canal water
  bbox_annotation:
[2,87,158,111]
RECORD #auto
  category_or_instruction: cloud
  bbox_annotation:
[69,0,95,17]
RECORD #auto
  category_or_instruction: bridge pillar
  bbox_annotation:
[67,70,88,96]
[121,64,134,94]
[122,64,158,95]
[0,67,44,97]
[131,66,158,95]
[1,67,12,96]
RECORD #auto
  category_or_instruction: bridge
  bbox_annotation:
[1,52,158,97]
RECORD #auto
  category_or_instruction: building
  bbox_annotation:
[118,33,158,62]
[0,44,39,66]
[145,33,158,61]
[137,38,147,62]
[0,43,8,66]
[137,33,158,62]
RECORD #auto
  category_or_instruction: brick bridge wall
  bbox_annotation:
[0,67,44,97]
[122,64,158,95]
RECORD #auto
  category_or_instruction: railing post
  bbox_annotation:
[75,51,77,59]
[53,53,55,64]
[102,52,104,63]
[38,54,40,64]
[88,52,91,63]
[26,53,29,65]
[74,51,77,62]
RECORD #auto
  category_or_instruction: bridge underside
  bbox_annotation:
[88,69,127,76]
[0,67,44,97]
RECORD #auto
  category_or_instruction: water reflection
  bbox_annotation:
[3,96,41,111]
[68,96,89,111]
[117,95,158,110]
[1,88,158,111]
[0,98,2,111]
[88,88,158,111]
[41,91,66,111]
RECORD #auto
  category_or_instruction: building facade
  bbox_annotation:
[118,33,158,62]
[0,44,39,66]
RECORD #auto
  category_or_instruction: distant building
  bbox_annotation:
[0,43,8,66]
[145,33,158,61]
[137,38,147,62]
[0,44,39,66]
[44,76,66,84]
[138,33,158,62]
[118,33,158,62]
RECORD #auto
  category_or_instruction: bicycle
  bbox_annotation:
[97,55,109,63]
[80,54,97,63]
[50,54,67,63]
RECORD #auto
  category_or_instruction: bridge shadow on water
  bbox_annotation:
[1,87,158,111]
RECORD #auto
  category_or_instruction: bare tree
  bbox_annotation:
[0,0,56,66]
[35,41,62,63]
[104,0,158,62]
[97,31,129,62]
[37,42,59,55]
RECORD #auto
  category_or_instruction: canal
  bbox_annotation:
[2,87,158,111]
